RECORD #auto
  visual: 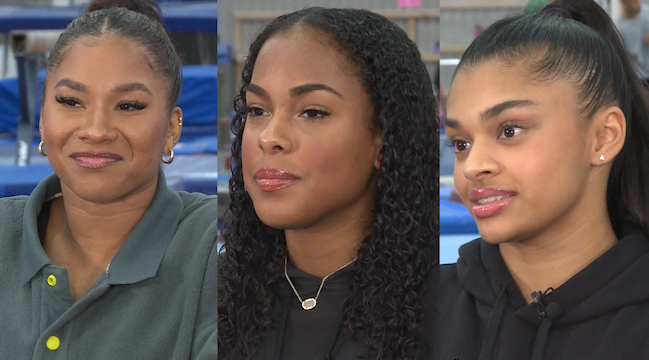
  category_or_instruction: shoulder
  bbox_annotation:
[0,195,28,224]
[440,262,461,290]
[169,192,219,252]
[440,263,458,282]
[176,191,218,221]
[0,195,28,210]
[177,191,218,209]
[0,195,28,245]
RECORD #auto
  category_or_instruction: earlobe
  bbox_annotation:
[592,106,626,165]
[373,143,383,170]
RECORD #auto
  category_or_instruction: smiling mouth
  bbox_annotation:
[476,195,514,205]
[70,152,122,169]
[472,195,516,219]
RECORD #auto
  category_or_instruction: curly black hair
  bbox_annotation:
[218,7,439,359]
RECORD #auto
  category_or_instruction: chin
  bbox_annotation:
[253,204,314,230]
[475,219,520,245]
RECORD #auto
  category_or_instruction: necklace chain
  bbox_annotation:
[284,255,357,311]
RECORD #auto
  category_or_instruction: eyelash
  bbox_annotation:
[55,96,81,107]
[301,108,330,120]
[117,101,147,111]
[445,122,524,153]
[245,107,331,120]
[497,122,524,139]
[246,106,268,118]
[55,96,147,111]
[445,138,471,153]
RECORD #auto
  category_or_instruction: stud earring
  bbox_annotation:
[178,117,183,126]
[599,155,605,161]
[38,141,47,156]
[162,149,174,164]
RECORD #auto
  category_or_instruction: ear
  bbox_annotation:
[38,117,44,141]
[163,107,183,154]
[590,105,626,165]
[372,130,383,170]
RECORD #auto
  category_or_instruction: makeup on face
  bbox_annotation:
[240,30,380,230]
[41,35,173,203]
[446,60,595,244]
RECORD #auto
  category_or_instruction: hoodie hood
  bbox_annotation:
[452,229,649,360]
[457,229,649,327]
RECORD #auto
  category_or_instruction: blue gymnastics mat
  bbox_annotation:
[0,154,218,197]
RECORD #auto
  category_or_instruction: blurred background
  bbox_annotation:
[217,0,440,241]
[0,0,218,206]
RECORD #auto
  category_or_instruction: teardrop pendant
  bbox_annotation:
[302,298,317,310]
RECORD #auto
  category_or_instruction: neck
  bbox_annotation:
[285,208,372,279]
[45,180,158,268]
[499,199,617,304]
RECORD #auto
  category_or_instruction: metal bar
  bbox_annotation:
[14,53,39,166]
[2,33,8,79]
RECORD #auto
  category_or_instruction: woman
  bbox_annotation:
[0,0,218,358]
[441,0,649,359]
[218,7,438,360]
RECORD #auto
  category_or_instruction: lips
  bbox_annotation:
[254,167,299,192]
[469,187,516,218]
[70,152,122,169]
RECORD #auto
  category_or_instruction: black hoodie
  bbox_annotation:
[440,230,649,360]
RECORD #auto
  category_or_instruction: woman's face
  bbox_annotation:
[241,29,382,230]
[40,35,181,204]
[445,60,597,244]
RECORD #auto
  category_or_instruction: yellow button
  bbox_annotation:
[46,336,60,351]
[47,275,56,287]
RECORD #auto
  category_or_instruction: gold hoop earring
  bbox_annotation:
[162,149,174,164]
[38,141,47,156]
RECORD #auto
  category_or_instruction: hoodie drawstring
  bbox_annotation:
[530,289,563,360]
[478,285,508,360]
[530,317,551,360]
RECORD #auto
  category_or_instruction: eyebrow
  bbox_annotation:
[289,83,344,99]
[54,78,88,93]
[111,82,153,97]
[246,82,344,100]
[481,100,537,121]
[53,78,153,97]
[246,83,270,99]
[444,99,538,129]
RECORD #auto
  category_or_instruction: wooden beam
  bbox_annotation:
[440,45,469,54]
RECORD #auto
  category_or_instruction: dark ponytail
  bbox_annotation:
[455,0,649,235]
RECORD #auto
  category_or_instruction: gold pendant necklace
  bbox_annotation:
[284,255,357,311]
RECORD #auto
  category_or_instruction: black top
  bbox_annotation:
[440,230,649,360]
[243,260,437,360]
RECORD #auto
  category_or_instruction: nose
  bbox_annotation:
[461,141,499,181]
[76,107,118,143]
[257,114,293,154]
